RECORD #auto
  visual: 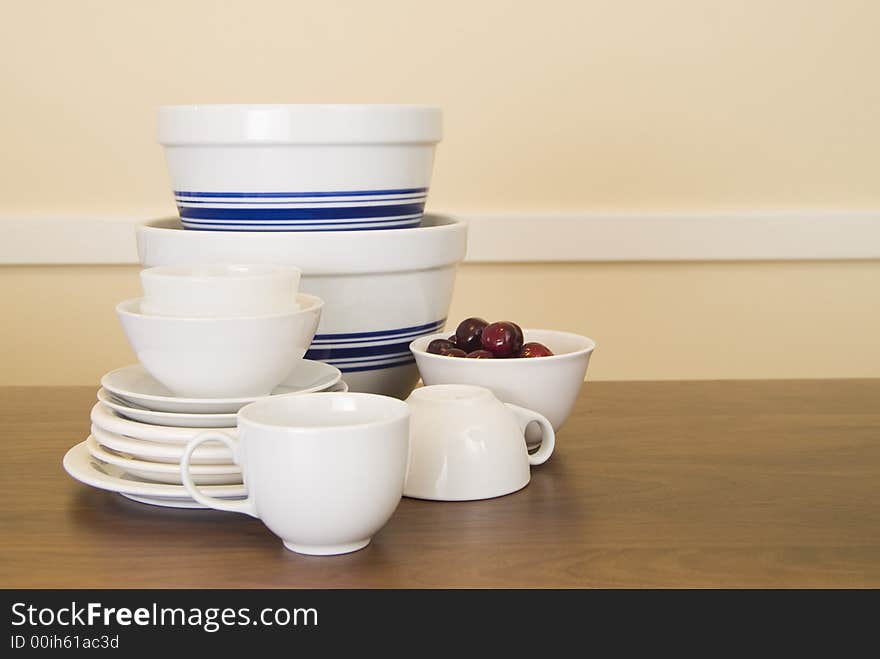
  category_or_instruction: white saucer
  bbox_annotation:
[101,360,342,414]
[96,388,238,428]
[120,494,213,509]
[90,426,234,464]
[95,379,349,428]
[317,379,349,393]
[90,402,238,444]
[86,436,241,485]
[63,441,246,503]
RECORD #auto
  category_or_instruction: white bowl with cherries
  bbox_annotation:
[410,318,595,435]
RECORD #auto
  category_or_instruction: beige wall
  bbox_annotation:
[1,261,878,385]
[2,1,879,384]
[2,0,879,213]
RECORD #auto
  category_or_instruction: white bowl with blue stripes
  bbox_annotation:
[158,105,441,232]
[137,214,467,399]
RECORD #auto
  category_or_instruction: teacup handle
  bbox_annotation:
[504,403,555,465]
[180,430,257,517]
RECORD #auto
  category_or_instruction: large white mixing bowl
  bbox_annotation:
[137,215,467,398]
[158,104,441,231]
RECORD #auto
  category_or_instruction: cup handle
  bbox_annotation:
[180,430,257,517]
[504,403,555,466]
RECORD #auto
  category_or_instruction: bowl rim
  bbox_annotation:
[238,391,410,432]
[139,213,463,236]
[410,329,596,363]
[116,292,323,322]
[136,214,468,275]
[158,104,442,145]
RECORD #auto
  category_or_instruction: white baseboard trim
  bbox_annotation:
[1,211,878,265]
[463,211,880,262]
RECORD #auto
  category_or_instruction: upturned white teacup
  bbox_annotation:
[140,264,301,318]
[403,384,555,501]
[180,392,410,555]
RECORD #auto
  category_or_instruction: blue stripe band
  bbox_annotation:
[181,221,419,229]
[306,319,445,372]
[180,214,420,226]
[174,188,428,199]
[176,195,425,205]
[181,224,420,232]
[332,357,416,373]
[178,203,425,221]
[313,320,445,341]
[326,356,411,366]
[310,332,435,346]
[306,341,418,361]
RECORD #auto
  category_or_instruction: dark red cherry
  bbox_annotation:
[466,349,494,359]
[518,342,554,358]
[445,348,468,358]
[446,335,458,346]
[481,321,524,358]
[427,339,455,355]
[509,322,524,347]
[454,317,488,353]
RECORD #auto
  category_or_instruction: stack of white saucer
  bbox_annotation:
[63,263,346,508]
[62,366,346,508]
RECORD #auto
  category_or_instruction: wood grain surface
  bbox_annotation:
[1,380,878,588]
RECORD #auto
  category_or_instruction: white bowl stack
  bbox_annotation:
[63,258,350,508]
[139,104,468,399]
[64,104,468,510]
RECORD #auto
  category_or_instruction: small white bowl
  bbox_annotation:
[158,104,441,232]
[410,329,596,432]
[116,293,323,398]
[140,263,301,318]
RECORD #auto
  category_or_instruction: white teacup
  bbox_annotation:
[403,384,555,501]
[180,392,410,555]
[140,264,301,318]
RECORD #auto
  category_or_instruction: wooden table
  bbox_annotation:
[1,381,878,588]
